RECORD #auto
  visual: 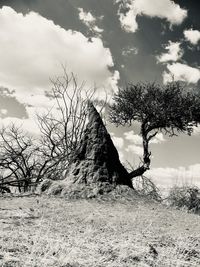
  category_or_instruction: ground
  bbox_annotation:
[0,194,200,267]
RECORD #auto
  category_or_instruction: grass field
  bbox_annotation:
[0,193,200,267]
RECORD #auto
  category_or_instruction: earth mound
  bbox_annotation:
[39,102,133,198]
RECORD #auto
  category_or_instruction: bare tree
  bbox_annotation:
[0,122,68,192]
[0,124,37,192]
[0,70,105,193]
[36,70,95,180]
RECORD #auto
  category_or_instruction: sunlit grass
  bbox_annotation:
[0,195,200,266]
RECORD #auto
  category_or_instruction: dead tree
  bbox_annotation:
[36,70,96,180]
[0,124,37,192]
[0,70,105,192]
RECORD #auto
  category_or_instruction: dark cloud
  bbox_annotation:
[0,87,28,119]
[0,0,84,31]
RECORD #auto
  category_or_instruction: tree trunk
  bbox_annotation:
[128,124,151,179]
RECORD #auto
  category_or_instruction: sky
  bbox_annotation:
[0,0,200,190]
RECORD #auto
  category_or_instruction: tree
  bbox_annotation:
[109,82,200,179]
[36,70,95,180]
[0,70,100,193]
[0,122,67,192]
[0,124,37,192]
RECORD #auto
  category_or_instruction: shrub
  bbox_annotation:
[47,182,65,195]
[167,185,200,213]
[37,179,53,193]
[132,175,162,202]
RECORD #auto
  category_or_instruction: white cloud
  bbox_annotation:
[78,8,96,23]
[116,0,187,33]
[126,144,143,156]
[0,109,8,115]
[124,130,143,157]
[111,135,124,149]
[110,133,125,161]
[123,130,167,163]
[122,46,138,56]
[124,130,165,145]
[147,164,200,189]
[150,133,166,144]
[0,6,118,107]
[78,8,103,34]
[125,145,143,157]
[0,6,119,134]
[134,0,187,24]
[117,2,138,33]
[184,29,200,45]
[0,116,40,136]
[157,41,183,63]
[124,130,142,145]
[193,126,200,135]
[163,63,200,84]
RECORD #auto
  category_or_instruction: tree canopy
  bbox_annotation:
[109,82,200,178]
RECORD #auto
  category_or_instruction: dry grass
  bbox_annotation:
[0,194,200,267]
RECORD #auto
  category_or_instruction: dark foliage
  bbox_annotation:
[110,82,200,178]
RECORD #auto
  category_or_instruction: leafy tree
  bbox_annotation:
[109,82,200,179]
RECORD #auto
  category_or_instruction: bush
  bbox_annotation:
[132,175,162,202]
[47,182,65,195]
[37,179,53,193]
[167,185,200,213]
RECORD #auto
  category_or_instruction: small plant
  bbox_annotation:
[125,161,162,201]
[132,175,162,201]
[167,185,200,213]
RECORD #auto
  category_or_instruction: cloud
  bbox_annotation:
[163,63,200,84]
[78,8,103,35]
[0,109,8,115]
[116,0,187,33]
[0,87,28,119]
[147,164,200,189]
[124,130,142,145]
[193,126,200,135]
[184,29,200,45]
[157,41,183,63]
[0,6,118,109]
[110,133,125,161]
[117,1,138,33]
[122,46,138,56]
[124,130,166,159]
[0,6,120,135]
[126,144,143,156]
[0,116,40,136]
[111,135,124,149]
[150,133,166,144]
[124,130,165,157]
[124,130,165,145]
[78,8,96,23]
